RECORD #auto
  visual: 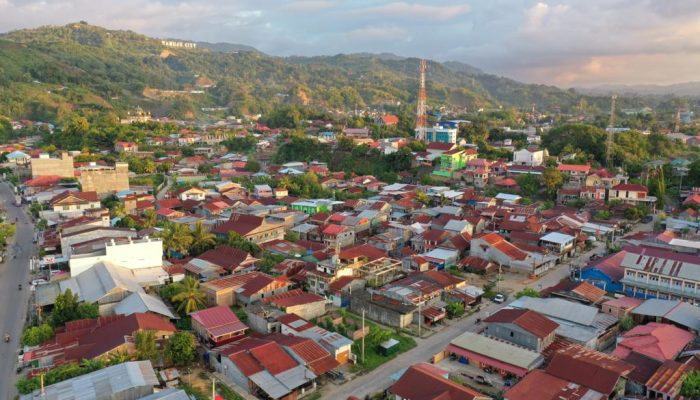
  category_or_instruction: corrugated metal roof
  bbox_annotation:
[450,332,543,370]
[20,361,158,399]
[510,297,601,327]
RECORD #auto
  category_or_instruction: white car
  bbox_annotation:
[31,278,48,286]
[493,294,505,304]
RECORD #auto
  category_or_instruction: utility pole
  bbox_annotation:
[212,377,216,400]
[361,309,365,365]
[418,301,422,337]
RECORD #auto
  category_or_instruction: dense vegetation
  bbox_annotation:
[0,22,655,123]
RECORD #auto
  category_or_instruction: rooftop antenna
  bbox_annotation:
[605,95,617,167]
[415,59,427,141]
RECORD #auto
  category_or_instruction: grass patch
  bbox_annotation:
[129,173,165,190]
[342,312,417,373]
[216,382,246,400]
[179,383,208,400]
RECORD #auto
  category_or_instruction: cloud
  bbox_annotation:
[357,2,469,22]
[282,0,334,13]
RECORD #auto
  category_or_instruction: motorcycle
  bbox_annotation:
[4,334,10,343]
[18,284,21,291]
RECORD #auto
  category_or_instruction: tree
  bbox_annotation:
[107,350,132,366]
[21,323,54,346]
[165,331,197,366]
[244,159,261,172]
[158,222,193,257]
[515,174,540,197]
[368,326,392,347]
[77,303,99,320]
[135,330,158,362]
[542,167,563,199]
[52,289,80,326]
[515,287,540,299]
[227,231,260,255]
[415,190,430,205]
[142,209,157,228]
[620,315,636,331]
[171,276,206,314]
[190,221,216,255]
[682,370,700,398]
[446,302,465,319]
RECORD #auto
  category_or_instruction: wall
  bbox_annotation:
[31,153,75,178]
[69,238,163,276]
[349,292,415,328]
[286,301,326,321]
[484,323,541,352]
[79,163,129,196]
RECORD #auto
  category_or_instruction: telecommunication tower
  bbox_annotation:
[415,59,427,140]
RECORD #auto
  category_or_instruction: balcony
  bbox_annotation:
[621,277,700,299]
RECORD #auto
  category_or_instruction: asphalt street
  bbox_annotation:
[0,182,34,399]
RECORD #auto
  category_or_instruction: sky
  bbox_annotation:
[1,0,699,87]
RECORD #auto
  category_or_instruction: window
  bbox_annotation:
[510,331,514,337]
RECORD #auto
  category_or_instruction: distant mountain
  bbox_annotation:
[0,22,653,122]
[578,82,700,97]
[196,41,260,54]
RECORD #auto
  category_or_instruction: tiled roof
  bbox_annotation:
[211,213,266,236]
[557,164,591,173]
[23,175,63,187]
[484,309,558,339]
[203,271,265,291]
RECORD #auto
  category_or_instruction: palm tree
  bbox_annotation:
[142,209,157,228]
[158,222,193,257]
[190,221,216,255]
[171,276,206,314]
[106,350,132,366]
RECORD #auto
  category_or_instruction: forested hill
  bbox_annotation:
[0,22,657,122]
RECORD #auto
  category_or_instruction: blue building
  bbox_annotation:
[580,251,626,294]
[417,124,458,144]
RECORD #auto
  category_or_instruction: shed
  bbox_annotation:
[379,338,400,356]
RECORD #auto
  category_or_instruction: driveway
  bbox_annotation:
[0,182,34,399]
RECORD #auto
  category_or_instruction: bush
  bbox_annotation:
[515,287,540,299]
[22,323,54,346]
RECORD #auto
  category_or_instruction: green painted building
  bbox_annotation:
[432,149,468,179]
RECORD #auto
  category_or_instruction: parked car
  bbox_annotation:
[31,278,48,286]
[642,215,653,223]
[493,294,505,304]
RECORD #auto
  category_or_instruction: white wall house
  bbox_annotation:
[512,149,544,167]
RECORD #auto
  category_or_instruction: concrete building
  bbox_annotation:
[419,124,458,144]
[69,236,163,276]
[30,152,75,178]
[79,162,129,196]
[483,309,558,352]
[512,148,544,167]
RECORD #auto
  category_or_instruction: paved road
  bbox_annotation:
[0,182,34,399]
[320,244,605,400]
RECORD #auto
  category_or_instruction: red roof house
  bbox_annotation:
[190,305,249,347]
[612,322,693,362]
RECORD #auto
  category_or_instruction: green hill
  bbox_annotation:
[0,22,652,122]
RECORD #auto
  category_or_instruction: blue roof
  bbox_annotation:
[6,150,29,159]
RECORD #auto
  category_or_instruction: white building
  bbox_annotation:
[69,237,163,276]
[513,148,545,167]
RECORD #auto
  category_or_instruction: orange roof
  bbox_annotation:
[557,164,591,173]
